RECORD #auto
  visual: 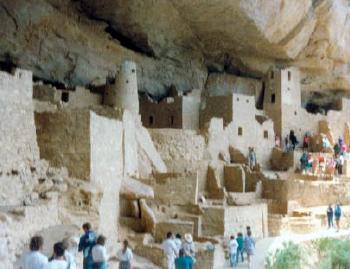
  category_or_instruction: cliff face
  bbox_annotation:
[1,0,350,96]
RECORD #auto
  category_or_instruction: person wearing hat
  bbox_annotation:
[182,234,196,264]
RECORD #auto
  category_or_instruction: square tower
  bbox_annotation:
[263,66,301,139]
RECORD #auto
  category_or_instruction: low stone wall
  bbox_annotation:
[154,220,194,243]
[149,129,206,161]
[263,179,350,209]
[153,173,198,206]
[201,203,268,239]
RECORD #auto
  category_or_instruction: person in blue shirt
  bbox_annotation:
[78,222,97,269]
[175,249,193,269]
[334,203,342,232]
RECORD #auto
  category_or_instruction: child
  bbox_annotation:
[228,235,238,267]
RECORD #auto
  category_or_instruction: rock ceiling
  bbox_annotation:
[1,0,350,96]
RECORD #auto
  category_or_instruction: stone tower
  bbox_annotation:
[263,66,301,139]
[104,60,139,115]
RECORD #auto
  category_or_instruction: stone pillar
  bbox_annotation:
[104,60,139,115]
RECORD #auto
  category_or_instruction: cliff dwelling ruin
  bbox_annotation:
[2,1,350,269]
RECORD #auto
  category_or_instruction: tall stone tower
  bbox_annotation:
[263,66,301,139]
[104,60,139,115]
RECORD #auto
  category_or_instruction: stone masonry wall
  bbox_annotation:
[35,110,91,180]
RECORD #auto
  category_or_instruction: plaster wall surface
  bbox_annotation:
[182,96,201,129]
[90,111,124,242]
[0,69,39,169]
[123,111,139,177]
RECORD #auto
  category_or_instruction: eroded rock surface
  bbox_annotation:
[2,0,350,97]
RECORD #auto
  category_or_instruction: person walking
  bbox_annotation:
[92,235,109,269]
[175,249,193,269]
[289,130,298,151]
[244,230,255,269]
[161,232,178,269]
[20,236,48,269]
[228,235,238,267]
[335,203,342,232]
[236,232,244,264]
[248,147,257,170]
[78,222,97,269]
[117,240,133,269]
[44,242,68,269]
[326,204,334,229]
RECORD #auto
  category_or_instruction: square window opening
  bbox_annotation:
[238,127,243,136]
[264,130,268,139]
[61,92,69,103]
[271,94,275,103]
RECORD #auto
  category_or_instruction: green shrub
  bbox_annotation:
[265,241,305,269]
[314,238,350,269]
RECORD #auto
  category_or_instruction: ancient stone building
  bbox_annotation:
[140,89,201,129]
[263,66,302,139]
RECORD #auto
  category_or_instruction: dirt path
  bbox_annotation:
[222,228,350,269]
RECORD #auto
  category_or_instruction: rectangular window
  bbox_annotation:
[288,71,291,81]
[238,127,243,136]
[271,94,275,103]
[61,92,69,103]
[149,115,154,125]
[270,71,274,79]
[264,130,268,139]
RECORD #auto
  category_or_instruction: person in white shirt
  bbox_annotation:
[92,235,109,269]
[161,232,177,269]
[44,242,68,269]
[117,240,133,269]
[228,235,238,267]
[20,236,48,269]
[174,234,182,255]
[62,237,78,269]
